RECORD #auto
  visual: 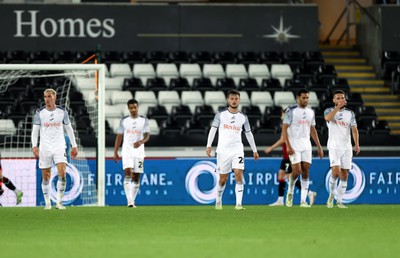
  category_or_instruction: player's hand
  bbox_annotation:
[336,99,347,109]
[71,147,78,159]
[264,147,272,154]
[354,145,360,155]
[32,147,39,159]
[287,145,295,156]
[253,152,259,160]
[317,146,324,159]
[113,152,120,163]
[133,141,142,149]
[206,147,212,157]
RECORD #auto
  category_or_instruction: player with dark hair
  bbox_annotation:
[282,88,324,207]
[0,154,23,205]
[265,109,316,206]
[114,99,150,208]
[325,90,360,208]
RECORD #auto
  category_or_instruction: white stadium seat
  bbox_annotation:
[226,64,248,86]
[158,90,181,114]
[274,91,296,109]
[156,63,179,86]
[203,64,225,86]
[179,63,202,86]
[248,64,270,86]
[270,64,293,86]
[204,91,226,112]
[133,64,156,85]
[181,91,204,114]
[109,63,132,78]
[251,91,274,114]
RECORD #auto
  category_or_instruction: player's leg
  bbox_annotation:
[232,154,245,210]
[270,168,286,206]
[130,158,144,208]
[286,152,301,207]
[41,168,52,209]
[122,155,134,207]
[55,162,67,209]
[327,150,341,208]
[0,169,23,204]
[337,150,351,208]
[215,153,229,210]
[299,161,311,207]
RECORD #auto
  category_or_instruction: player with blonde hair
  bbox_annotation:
[31,88,78,209]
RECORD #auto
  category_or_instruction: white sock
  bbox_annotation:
[300,178,309,203]
[57,176,66,204]
[329,176,338,198]
[235,183,244,206]
[216,183,226,203]
[337,180,348,204]
[277,196,284,203]
[123,176,132,204]
[288,174,297,195]
[42,180,50,206]
[132,181,140,203]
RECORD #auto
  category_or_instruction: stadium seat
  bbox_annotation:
[214,52,235,65]
[146,51,167,64]
[248,64,270,86]
[203,64,225,86]
[215,78,236,93]
[168,51,189,65]
[122,51,145,65]
[134,91,158,107]
[236,52,258,65]
[74,77,95,92]
[30,51,53,64]
[109,63,132,78]
[308,91,319,108]
[122,77,145,92]
[194,104,215,128]
[104,104,124,118]
[158,91,181,114]
[0,119,17,135]
[105,77,125,91]
[133,64,156,85]
[107,118,122,134]
[147,105,169,126]
[109,91,133,105]
[179,63,202,86]
[53,51,77,63]
[238,91,251,109]
[190,51,213,65]
[204,91,227,112]
[270,64,293,87]
[260,78,282,94]
[146,77,168,93]
[181,91,204,114]
[192,77,215,94]
[237,78,260,93]
[169,78,191,93]
[251,91,274,114]
[225,64,248,85]
[242,105,262,126]
[156,63,179,86]
[170,105,192,127]
[148,118,160,135]
[274,91,296,109]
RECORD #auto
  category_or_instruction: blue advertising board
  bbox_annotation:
[34,157,400,206]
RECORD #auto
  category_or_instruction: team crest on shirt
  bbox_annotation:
[302,111,306,119]
[230,116,235,123]
[338,113,343,120]
[132,121,137,128]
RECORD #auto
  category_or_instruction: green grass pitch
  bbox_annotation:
[1,205,400,258]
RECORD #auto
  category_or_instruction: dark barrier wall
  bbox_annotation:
[0,3,318,52]
[357,6,400,72]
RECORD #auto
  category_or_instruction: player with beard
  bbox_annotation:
[206,90,259,210]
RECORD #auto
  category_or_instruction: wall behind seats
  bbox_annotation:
[0,3,318,52]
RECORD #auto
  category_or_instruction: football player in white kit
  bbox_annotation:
[206,90,259,210]
[324,90,360,208]
[31,89,78,210]
[282,89,324,208]
[114,99,150,208]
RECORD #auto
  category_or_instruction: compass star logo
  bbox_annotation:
[262,16,301,44]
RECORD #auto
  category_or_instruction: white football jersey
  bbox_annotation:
[324,107,357,150]
[283,104,316,151]
[33,106,70,151]
[211,108,251,154]
[117,115,150,158]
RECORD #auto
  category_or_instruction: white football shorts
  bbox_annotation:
[39,149,67,169]
[329,149,353,169]
[216,152,245,174]
[289,149,312,165]
[122,156,144,173]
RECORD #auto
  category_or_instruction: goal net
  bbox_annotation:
[0,64,106,207]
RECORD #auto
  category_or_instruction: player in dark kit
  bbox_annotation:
[0,154,23,205]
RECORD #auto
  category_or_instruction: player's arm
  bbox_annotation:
[64,123,78,158]
[114,134,123,162]
[133,132,150,148]
[282,123,294,155]
[206,112,220,157]
[310,126,324,158]
[31,124,40,159]
[352,126,360,155]
[244,131,259,160]
[265,135,285,154]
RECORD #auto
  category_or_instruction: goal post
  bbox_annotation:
[0,64,106,207]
